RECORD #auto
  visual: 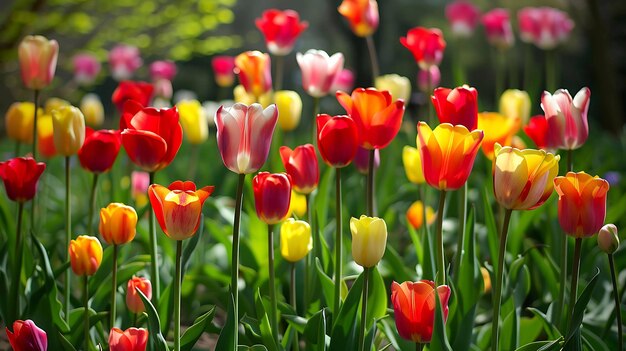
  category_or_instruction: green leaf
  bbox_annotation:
[137,287,169,351]
[513,338,563,351]
[430,286,452,351]
[329,271,364,351]
[215,292,236,351]
[482,187,499,264]
[58,332,77,351]
[363,319,377,351]
[180,306,216,351]
[526,307,561,340]
[564,268,600,347]
[254,290,279,351]
[366,267,387,328]
[316,258,336,315]
[237,345,269,351]
[182,214,203,274]
[304,308,327,349]
[91,261,148,311]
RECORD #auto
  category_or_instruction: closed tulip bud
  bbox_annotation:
[0,157,46,203]
[5,102,40,143]
[499,89,530,126]
[598,224,619,254]
[256,9,308,56]
[150,60,177,81]
[338,0,379,37]
[45,97,70,115]
[482,9,514,50]
[288,191,307,219]
[402,146,425,184]
[417,66,441,93]
[445,0,481,37]
[177,99,209,144]
[78,128,122,173]
[108,44,142,81]
[274,90,302,131]
[280,218,312,262]
[481,267,491,293]
[280,144,319,194]
[99,203,138,245]
[400,27,446,69]
[126,276,152,314]
[52,105,86,156]
[375,74,411,103]
[317,114,359,168]
[80,94,104,127]
[350,215,387,268]
[477,112,518,160]
[406,201,436,230]
[37,114,56,157]
[131,171,150,207]
[69,235,103,276]
[253,172,292,225]
[297,50,345,98]
[153,78,173,100]
[212,55,236,87]
[431,85,478,130]
[109,327,148,351]
[6,319,47,351]
[18,35,58,90]
[235,51,272,98]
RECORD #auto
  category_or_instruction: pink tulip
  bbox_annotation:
[518,7,574,50]
[212,55,236,87]
[541,87,590,150]
[6,319,47,351]
[297,49,345,98]
[108,44,142,81]
[18,35,59,90]
[482,9,514,50]
[72,53,101,86]
[417,66,441,93]
[445,0,481,37]
[215,103,278,174]
[153,78,173,99]
[330,69,355,94]
[131,171,150,199]
[149,60,177,81]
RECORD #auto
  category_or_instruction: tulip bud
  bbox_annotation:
[73,53,101,86]
[374,74,411,103]
[233,84,273,106]
[402,146,425,184]
[109,327,148,351]
[37,114,56,158]
[131,171,150,208]
[499,89,531,127]
[598,224,619,254]
[287,191,307,219]
[69,235,103,276]
[5,102,40,143]
[406,201,436,230]
[109,44,142,81]
[100,203,138,245]
[0,157,46,203]
[350,215,387,268]
[177,99,209,144]
[274,91,302,131]
[126,276,152,313]
[52,105,86,156]
[150,60,177,81]
[280,144,319,194]
[6,319,47,351]
[280,218,312,262]
[80,93,105,127]
[212,55,236,88]
[253,172,292,224]
[45,97,70,115]
[18,35,59,90]
[481,267,491,293]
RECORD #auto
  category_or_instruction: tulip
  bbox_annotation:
[431,85,478,130]
[350,215,387,268]
[149,181,214,241]
[499,89,531,126]
[482,9,514,50]
[153,78,173,100]
[400,27,446,69]
[445,0,481,37]
[111,81,154,113]
[518,7,574,50]
[108,44,142,81]
[280,145,319,194]
[391,280,451,343]
[287,191,307,219]
[256,9,308,56]
[149,60,177,81]
[541,87,591,150]
[37,114,56,157]
[80,94,105,127]
[554,172,609,238]
[5,102,39,144]
[109,327,148,351]
[523,115,550,150]
[212,55,236,87]
[73,53,101,85]
[481,267,492,293]
[177,100,209,145]
[274,90,302,131]
[51,105,86,156]
[338,0,379,37]
[120,101,183,172]
[44,97,70,115]
[354,146,379,174]
[493,144,560,210]
[215,103,278,174]
[69,235,103,276]
[417,122,483,191]
[597,223,623,347]
[297,50,345,98]
[375,74,411,103]
[337,87,405,150]
[18,35,58,90]
[253,172,292,225]
[131,171,150,207]
[233,85,274,106]
[99,203,138,245]
[127,276,152,314]
[417,66,441,93]
[316,114,359,168]
[78,128,121,173]
[330,68,355,94]
[234,51,272,99]
[406,201,436,230]
[477,112,518,160]
[0,157,46,203]
[402,146,425,184]
[280,218,312,262]
[6,319,47,351]
[598,224,619,255]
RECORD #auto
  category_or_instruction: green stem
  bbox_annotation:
[566,238,583,335]
[365,35,380,81]
[546,50,557,93]
[358,267,371,351]
[453,183,468,284]
[231,173,246,347]
[567,149,574,172]
[417,343,424,351]
[366,149,375,217]
[133,312,138,327]
[290,263,300,351]
[64,156,72,324]
[311,97,320,144]
[32,89,39,159]
[84,276,90,351]
[334,167,343,320]
[304,193,312,313]
[148,171,160,306]
[491,208,513,351]
[87,173,99,236]
[435,190,447,285]
[608,253,623,351]
[110,244,118,329]
[188,145,199,181]
[10,202,25,321]
[14,141,21,157]
[556,149,574,329]
[274,54,285,92]
[268,224,279,347]
[174,240,183,351]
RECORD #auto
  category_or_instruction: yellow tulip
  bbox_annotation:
[45,97,70,115]
[350,215,387,268]
[69,235,103,276]
[280,218,312,262]
[288,191,307,218]
[499,89,530,127]
[80,94,104,127]
[375,74,411,103]
[274,90,302,132]
[52,105,85,156]
[406,201,436,230]
[493,144,559,210]
[477,112,518,160]
[99,203,138,245]
[481,267,491,293]
[233,84,273,106]
[402,146,425,184]
[5,102,40,143]
[177,99,209,144]
[37,114,56,158]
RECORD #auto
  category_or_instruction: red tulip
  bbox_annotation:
[518,7,574,50]
[0,157,46,203]
[108,44,142,81]
[109,327,148,351]
[120,101,182,172]
[316,114,359,168]
[400,27,446,69]
[431,85,478,130]
[6,319,47,351]
[253,172,292,225]
[445,0,481,37]
[78,128,121,173]
[523,115,550,150]
[482,9,514,49]
[126,276,152,314]
[72,53,101,86]
[280,144,319,194]
[111,81,154,113]
[212,55,236,87]
[149,60,177,81]
[256,9,308,56]
[336,88,405,150]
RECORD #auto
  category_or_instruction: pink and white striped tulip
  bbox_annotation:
[73,53,101,86]
[482,9,514,50]
[297,49,345,98]
[330,68,355,94]
[445,0,481,37]
[215,103,278,174]
[518,7,574,50]
[541,87,591,150]
[108,44,142,81]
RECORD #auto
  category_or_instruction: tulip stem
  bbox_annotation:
[304,193,312,313]
[14,141,21,157]
[334,167,343,321]
[9,202,25,322]
[274,54,284,92]
[148,171,160,306]
[453,183,468,284]
[435,190,447,286]
[366,35,380,81]
[290,263,300,351]
[366,149,375,217]
[607,253,624,350]
[174,240,183,351]
[566,238,583,336]
[311,97,320,144]
[87,173,99,236]
[84,275,90,351]
[32,89,39,160]
[416,343,424,351]
[110,244,118,329]
[231,173,246,347]
[268,224,279,347]
[188,145,199,181]
[64,156,72,324]
[556,149,574,330]
[546,50,557,93]
[491,208,513,351]
[358,267,371,351]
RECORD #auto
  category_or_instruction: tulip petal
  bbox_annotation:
[122,130,168,172]
[148,184,170,236]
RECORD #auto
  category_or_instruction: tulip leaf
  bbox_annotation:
[513,338,563,351]
[304,308,327,349]
[378,317,414,351]
[182,214,203,274]
[254,289,280,351]
[215,292,236,351]
[526,307,561,340]
[364,319,377,351]
[366,267,387,328]
[430,285,452,351]
[315,258,336,315]
[58,332,77,351]
[329,271,364,351]
[91,260,148,311]
[237,346,269,351]
[137,287,170,351]
[482,187,499,264]
[563,267,600,347]
[180,306,216,351]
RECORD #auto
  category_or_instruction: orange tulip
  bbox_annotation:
[417,122,483,190]
[234,51,272,98]
[99,203,138,245]
[477,112,518,160]
[406,201,436,230]
[338,0,379,37]
[554,172,609,237]
[69,235,103,276]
